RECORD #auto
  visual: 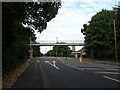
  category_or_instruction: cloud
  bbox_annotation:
[36,0,118,53]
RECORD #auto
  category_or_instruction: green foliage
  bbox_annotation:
[2,2,61,75]
[25,2,61,33]
[45,42,71,57]
[32,46,43,57]
[81,9,119,61]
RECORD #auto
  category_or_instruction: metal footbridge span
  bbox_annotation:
[30,40,84,46]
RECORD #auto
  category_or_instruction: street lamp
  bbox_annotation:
[113,20,118,63]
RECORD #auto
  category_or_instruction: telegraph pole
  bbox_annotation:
[113,20,118,63]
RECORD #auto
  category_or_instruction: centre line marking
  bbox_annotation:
[45,61,59,69]
[103,75,120,83]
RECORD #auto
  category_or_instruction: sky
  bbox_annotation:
[35,0,119,54]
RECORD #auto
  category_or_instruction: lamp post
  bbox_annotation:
[56,37,58,58]
[113,20,118,63]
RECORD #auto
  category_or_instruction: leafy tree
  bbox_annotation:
[81,9,117,60]
[32,46,43,57]
[46,42,71,57]
[2,2,61,75]
[24,2,61,33]
[45,50,54,57]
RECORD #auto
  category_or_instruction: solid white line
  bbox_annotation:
[95,71,120,75]
[45,61,59,69]
[103,75,120,83]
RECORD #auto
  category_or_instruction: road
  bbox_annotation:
[11,57,120,88]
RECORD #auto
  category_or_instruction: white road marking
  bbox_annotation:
[64,64,68,66]
[53,61,56,66]
[81,68,100,70]
[61,61,64,64]
[45,61,59,69]
[103,75,120,83]
[95,71,120,75]
[37,60,40,63]
[70,66,81,70]
[106,69,119,71]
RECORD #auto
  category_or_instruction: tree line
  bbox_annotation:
[45,42,72,57]
[81,6,120,61]
[2,2,61,76]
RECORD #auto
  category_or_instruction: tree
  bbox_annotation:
[46,42,71,57]
[45,50,54,57]
[32,46,43,57]
[81,9,116,60]
[2,1,61,75]
[24,2,61,33]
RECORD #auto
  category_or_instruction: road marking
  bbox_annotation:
[103,75,120,83]
[64,64,69,67]
[59,59,64,64]
[106,69,119,71]
[81,68,100,70]
[95,71,120,75]
[37,60,40,63]
[45,61,59,69]
[70,66,81,70]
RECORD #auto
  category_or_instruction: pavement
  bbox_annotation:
[10,58,44,88]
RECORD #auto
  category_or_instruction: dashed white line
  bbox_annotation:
[81,68,100,70]
[106,69,119,71]
[70,66,81,70]
[95,71,120,75]
[103,75,120,83]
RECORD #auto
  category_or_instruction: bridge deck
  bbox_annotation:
[29,43,84,46]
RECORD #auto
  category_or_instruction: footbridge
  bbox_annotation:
[30,40,84,46]
[29,39,84,59]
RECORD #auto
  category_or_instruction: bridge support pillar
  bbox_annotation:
[72,46,76,58]
[75,54,78,58]
[72,46,75,52]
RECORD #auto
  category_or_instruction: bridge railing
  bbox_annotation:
[34,40,84,43]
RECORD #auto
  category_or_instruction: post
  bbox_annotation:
[113,20,118,63]
[72,46,75,58]
[80,50,83,63]
[56,37,58,58]
[30,37,33,60]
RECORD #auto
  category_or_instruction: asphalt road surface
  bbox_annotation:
[11,57,120,88]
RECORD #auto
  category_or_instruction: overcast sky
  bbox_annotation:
[35,0,119,54]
